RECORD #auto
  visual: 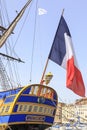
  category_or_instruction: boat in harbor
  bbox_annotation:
[0,0,58,130]
[0,84,58,130]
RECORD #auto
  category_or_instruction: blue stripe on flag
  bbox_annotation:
[48,16,71,65]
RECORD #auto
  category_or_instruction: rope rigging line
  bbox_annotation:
[12,1,33,50]
[8,1,33,87]
[29,0,38,83]
[0,0,33,89]
[7,3,33,88]
[0,1,18,89]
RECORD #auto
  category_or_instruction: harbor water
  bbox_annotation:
[45,124,87,130]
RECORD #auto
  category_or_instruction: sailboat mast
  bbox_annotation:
[0,0,32,48]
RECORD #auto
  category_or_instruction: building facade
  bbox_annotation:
[54,97,87,124]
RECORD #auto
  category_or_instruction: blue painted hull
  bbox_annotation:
[0,84,58,130]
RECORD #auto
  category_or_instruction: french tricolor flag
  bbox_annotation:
[48,16,85,97]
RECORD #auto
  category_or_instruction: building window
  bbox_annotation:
[44,108,47,114]
[33,106,38,112]
[39,107,43,113]
[28,105,32,112]
[50,109,54,115]
[5,106,10,112]
[23,105,28,111]
[1,106,5,113]
[18,105,23,111]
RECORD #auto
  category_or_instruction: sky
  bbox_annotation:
[0,0,87,103]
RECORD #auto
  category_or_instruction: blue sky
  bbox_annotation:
[1,0,87,103]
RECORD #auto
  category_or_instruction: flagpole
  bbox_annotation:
[62,8,64,16]
[40,9,64,85]
[40,58,49,84]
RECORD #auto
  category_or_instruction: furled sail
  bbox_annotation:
[0,0,32,48]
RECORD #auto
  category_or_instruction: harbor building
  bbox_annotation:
[54,97,87,125]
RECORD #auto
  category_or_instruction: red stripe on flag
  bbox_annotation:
[66,57,85,97]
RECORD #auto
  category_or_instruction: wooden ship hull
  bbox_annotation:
[0,84,58,130]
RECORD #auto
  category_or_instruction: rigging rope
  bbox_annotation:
[10,2,33,87]
[0,0,14,89]
[10,1,34,86]
[12,1,33,49]
[0,0,33,88]
[29,0,38,83]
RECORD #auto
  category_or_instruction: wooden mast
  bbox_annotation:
[0,52,25,63]
[40,58,49,84]
[40,9,64,85]
[0,0,32,48]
